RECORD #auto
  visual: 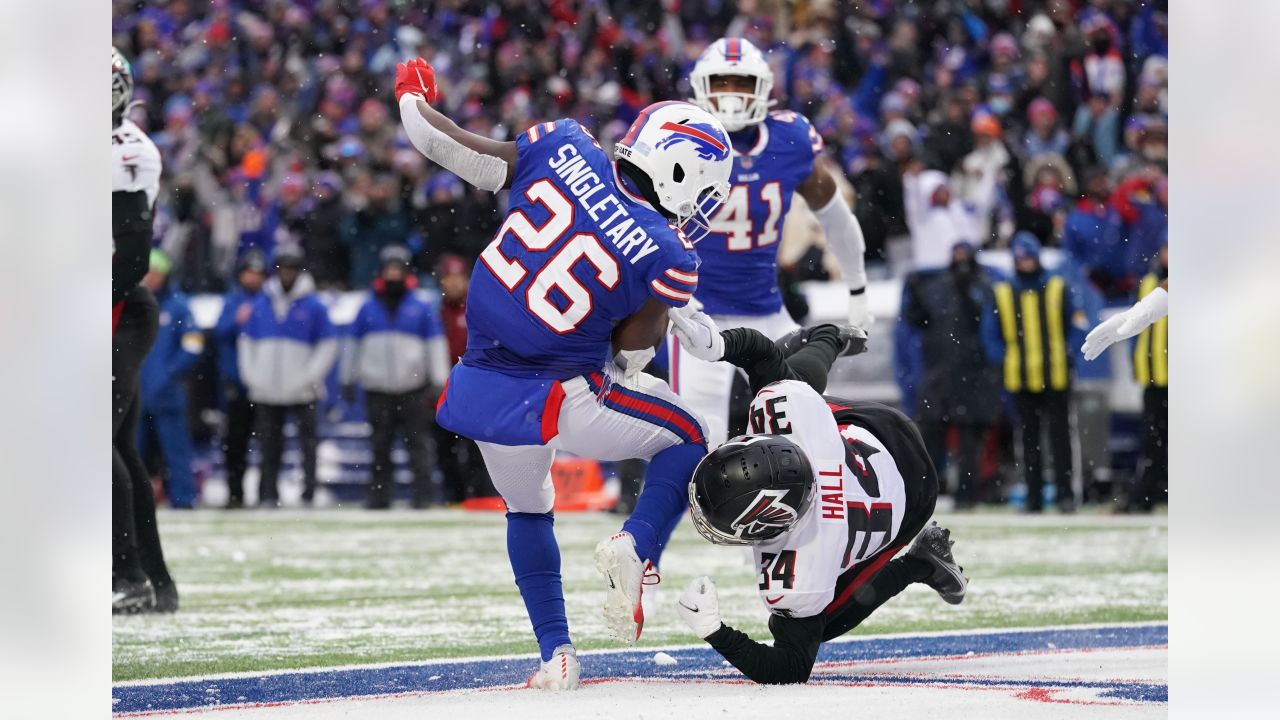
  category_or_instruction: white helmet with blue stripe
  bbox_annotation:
[613,101,732,243]
[690,37,775,132]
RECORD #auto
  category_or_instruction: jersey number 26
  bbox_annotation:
[480,178,620,334]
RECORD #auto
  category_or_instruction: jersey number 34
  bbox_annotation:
[481,179,620,334]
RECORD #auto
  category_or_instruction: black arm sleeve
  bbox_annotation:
[705,612,826,684]
[113,190,153,304]
[720,326,845,395]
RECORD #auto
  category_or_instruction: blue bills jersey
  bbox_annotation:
[462,119,700,380]
[696,110,824,316]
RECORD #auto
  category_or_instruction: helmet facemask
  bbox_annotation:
[692,72,774,133]
[676,182,729,244]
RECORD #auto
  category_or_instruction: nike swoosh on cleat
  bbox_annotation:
[678,601,699,613]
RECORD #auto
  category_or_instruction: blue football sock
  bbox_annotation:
[506,511,571,661]
[623,443,705,563]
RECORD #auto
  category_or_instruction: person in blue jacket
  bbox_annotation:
[341,245,450,509]
[138,249,205,509]
[212,249,268,509]
[238,244,339,507]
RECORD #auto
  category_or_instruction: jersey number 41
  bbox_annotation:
[710,182,784,251]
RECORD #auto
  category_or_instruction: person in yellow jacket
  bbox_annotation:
[1126,244,1168,511]
[981,233,1089,512]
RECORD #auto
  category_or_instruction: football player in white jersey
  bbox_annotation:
[668,307,966,684]
[112,46,178,614]
[671,37,872,448]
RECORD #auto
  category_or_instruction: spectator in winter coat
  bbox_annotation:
[212,249,267,508]
[341,173,411,288]
[341,246,449,509]
[953,113,1016,245]
[900,241,1002,509]
[306,173,353,290]
[903,167,976,270]
[1111,171,1168,278]
[1061,168,1131,300]
[238,245,338,506]
[1022,98,1070,161]
[138,250,204,509]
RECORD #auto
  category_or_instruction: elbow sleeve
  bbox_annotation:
[812,193,868,291]
[398,96,508,192]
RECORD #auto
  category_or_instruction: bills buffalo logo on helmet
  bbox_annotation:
[731,488,799,539]
[654,121,729,161]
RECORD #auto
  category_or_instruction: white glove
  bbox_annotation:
[615,347,655,385]
[1082,287,1168,361]
[677,576,723,639]
[847,289,873,330]
[669,305,725,362]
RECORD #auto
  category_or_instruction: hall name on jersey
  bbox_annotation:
[818,466,845,520]
[547,144,661,264]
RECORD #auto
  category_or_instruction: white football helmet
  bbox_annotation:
[614,101,732,243]
[690,38,775,132]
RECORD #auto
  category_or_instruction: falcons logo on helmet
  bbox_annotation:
[731,489,799,539]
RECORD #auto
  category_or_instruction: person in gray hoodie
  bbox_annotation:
[237,245,338,506]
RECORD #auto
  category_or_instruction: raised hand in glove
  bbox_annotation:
[669,304,724,362]
[677,576,724,639]
[395,57,438,104]
[1081,286,1168,361]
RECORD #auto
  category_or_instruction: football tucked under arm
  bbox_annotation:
[705,613,827,685]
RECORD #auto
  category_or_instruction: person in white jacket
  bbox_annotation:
[237,245,339,506]
[903,167,978,270]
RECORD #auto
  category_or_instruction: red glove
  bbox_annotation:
[395,57,438,105]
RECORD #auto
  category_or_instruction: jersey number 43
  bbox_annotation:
[480,179,620,334]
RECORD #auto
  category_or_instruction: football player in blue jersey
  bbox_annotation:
[395,59,732,690]
[671,37,873,447]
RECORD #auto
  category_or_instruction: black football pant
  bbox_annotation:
[1014,390,1074,510]
[221,383,254,504]
[918,421,985,507]
[433,423,496,503]
[256,402,318,505]
[112,293,173,590]
[1130,387,1168,511]
[365,388,434,507]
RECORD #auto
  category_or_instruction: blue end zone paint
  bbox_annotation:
[113,624,1167,715]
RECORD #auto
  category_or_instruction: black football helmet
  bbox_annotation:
[688,434,815,546]
[112,47,133,127]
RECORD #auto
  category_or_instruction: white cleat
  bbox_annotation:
[526,645,580,691]
[593,531,656,644]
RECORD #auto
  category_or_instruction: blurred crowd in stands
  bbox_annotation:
[112,0,1168,512]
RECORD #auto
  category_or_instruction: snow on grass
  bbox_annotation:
[112,509,1167,681]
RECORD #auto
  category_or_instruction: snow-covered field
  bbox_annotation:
[112,508,1166,716]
